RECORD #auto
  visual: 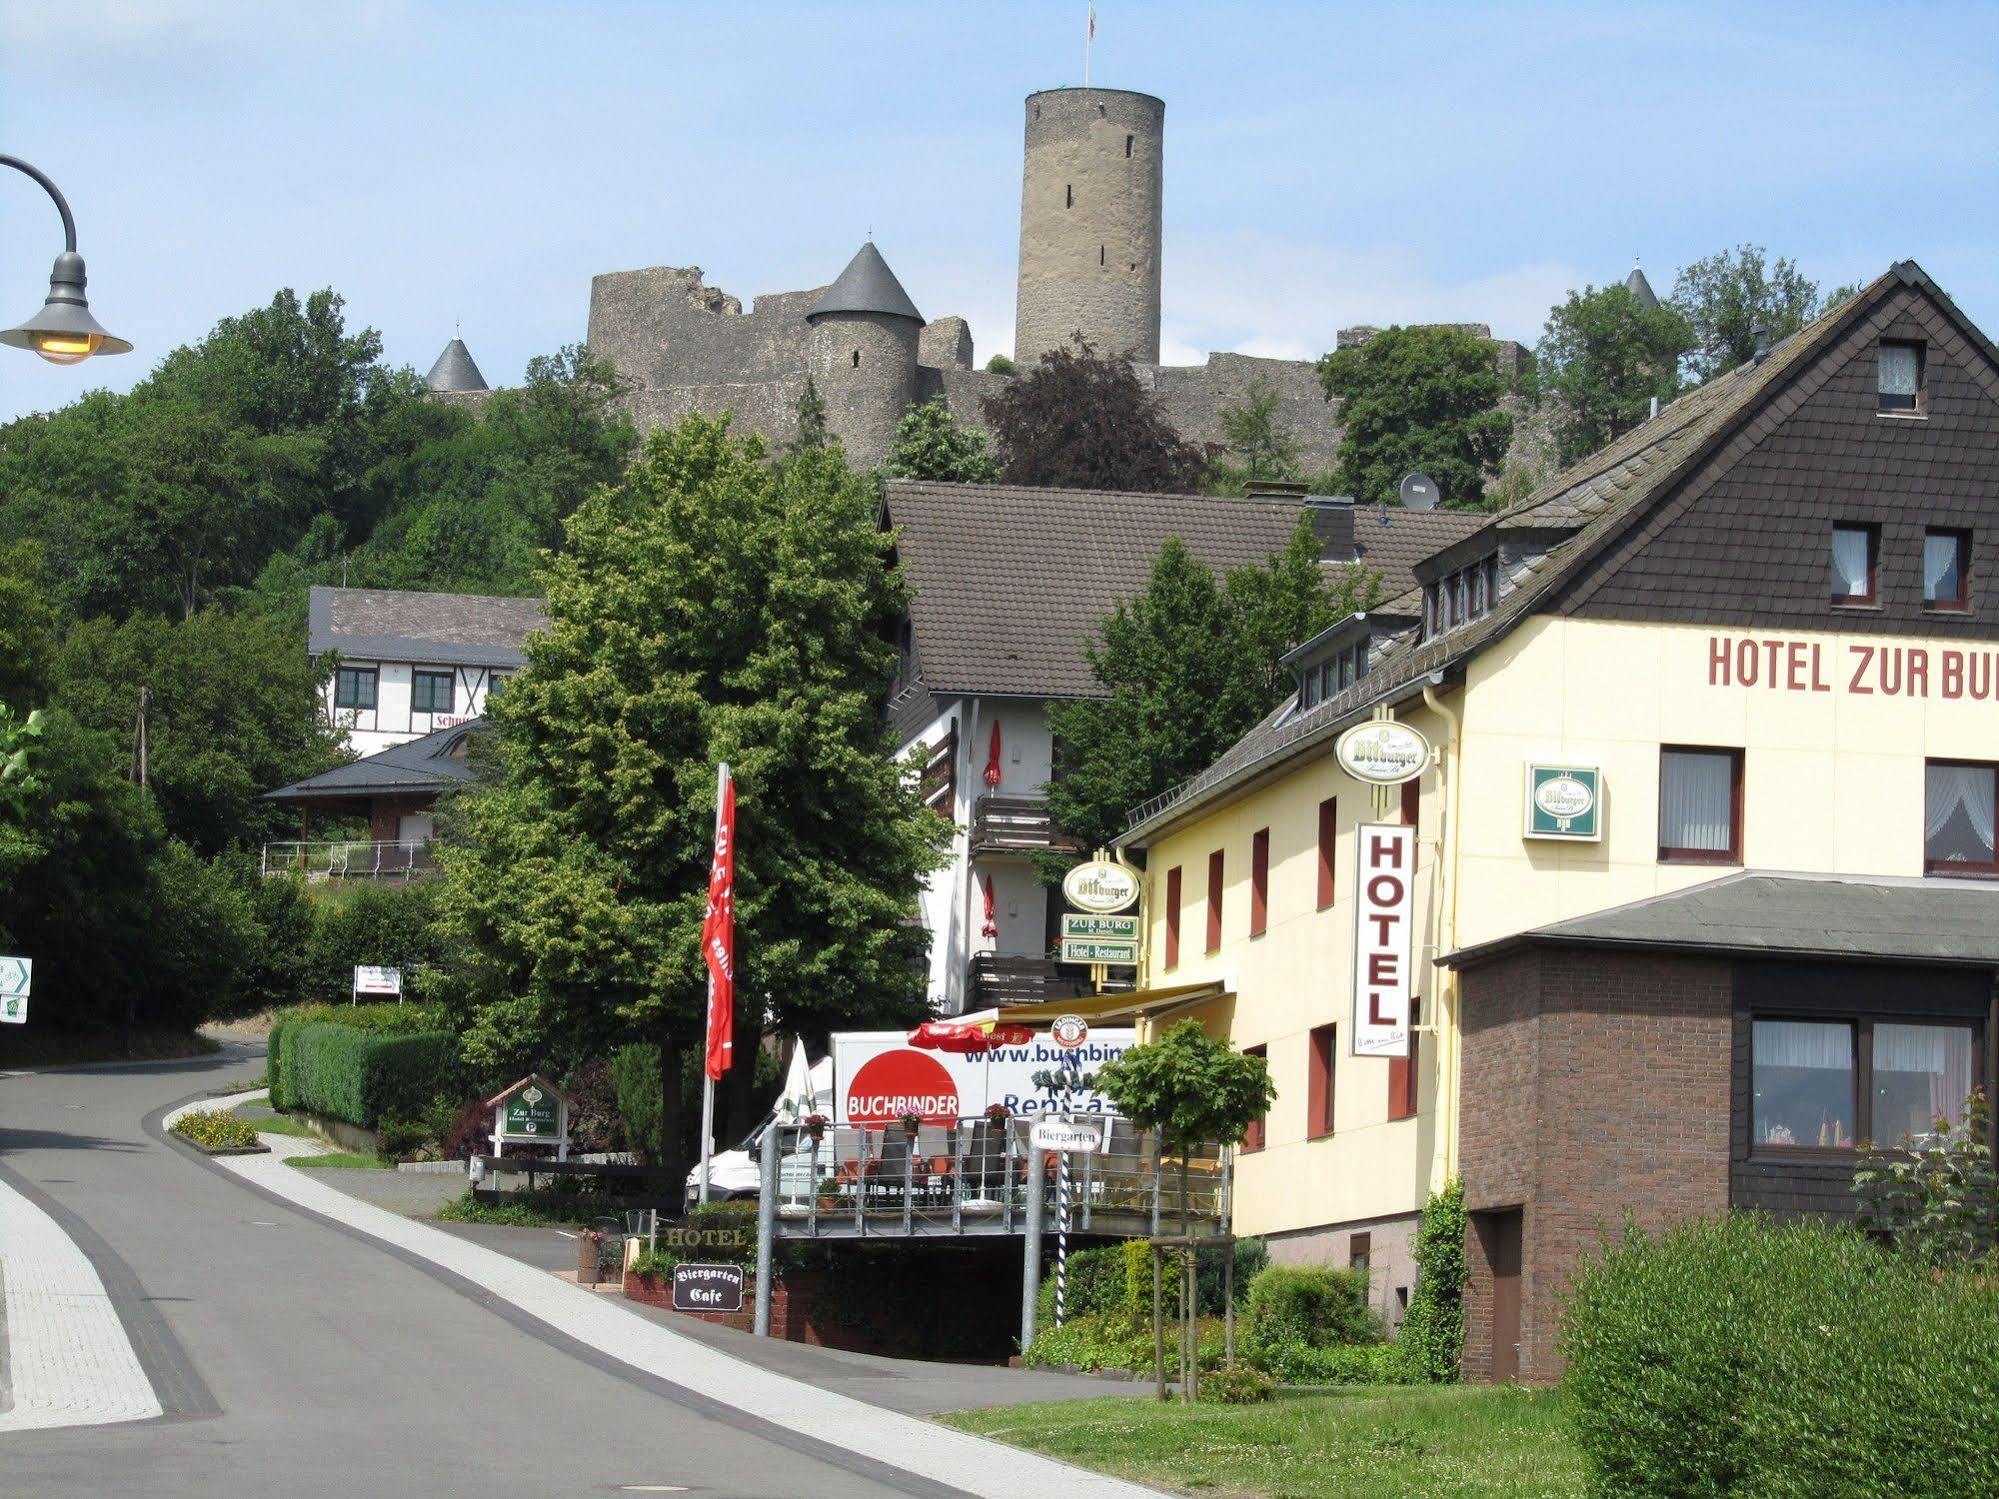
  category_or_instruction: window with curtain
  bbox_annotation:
[1830,525,1876,604]
[1924,530,1969,608]
[1924,761,1999,871]
[412,670,454,715]
[1753,1019,1855,1148]
[1873,1022,1977,1144]
[1659,747,1741,861]
[334,666,377,711]
[1878,340,1923,413]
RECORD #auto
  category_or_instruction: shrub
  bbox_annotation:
[1024,1312,1235,1375]
[1039,1237,1266,1330]
[1398,1178,1468,1382]
[610,1043,662,1162]
[279,1020,462,1129]
[1855,1088,1998,1266]
[1198,1363,1276,1404]
[174,1108,260,1151]
[1244,1264,1378,1352]
[266,1001,446,1106]
[302,881,449,1005]
[1036,1243,1136,1326]
[1562,1213,1999,1498]
[1259,1339,1408,1386]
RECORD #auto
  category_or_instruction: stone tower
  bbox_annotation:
[1014,87,1164,365]
[807,242,923,465]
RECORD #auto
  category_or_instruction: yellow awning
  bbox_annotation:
[962,980,1231,1029]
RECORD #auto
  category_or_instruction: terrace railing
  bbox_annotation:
[260,840,437,882]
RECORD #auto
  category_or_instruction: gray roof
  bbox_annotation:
[1125,262,1945,844]
[807,242,923,325]
[1624,264,1660,310]
[886,480,1310,700]
[263,719,484,804]
[308,586,545,668]
[1441,872,1999,971]
[425,337,489,393]
[1349,505,1488,599]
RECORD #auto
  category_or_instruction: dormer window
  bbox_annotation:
[1878,341,1924,415]
[1285,619,1374,713]
[1422,555,1500,641]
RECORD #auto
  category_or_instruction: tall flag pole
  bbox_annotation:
[698,762,736,1204]
[1084,4,1096,85]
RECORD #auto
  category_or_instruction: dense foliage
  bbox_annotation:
[883,395,999,483]
[1535,284,1693,465]
[1317,325,1513,508]
[275,1019,463,1130]
[172,1108,262,1151]
[1855,1089,1998,1265]
[436,415,949,1179]
[1669,244,1853,385]
[1396,1178,1467,1382]
[1562,1214,1999,1498]
[1046,523,1379,851]
[1242,1265,1378,1350]
[980,343,1210,493]
[1096,1021,1277,1154]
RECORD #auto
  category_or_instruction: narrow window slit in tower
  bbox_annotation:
[1065,184,1073,208]
[1100,245,1105,266]
[1126,134,1133,158]
[851,350,860,368]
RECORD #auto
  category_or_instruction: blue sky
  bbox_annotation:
[4,1,1997,422]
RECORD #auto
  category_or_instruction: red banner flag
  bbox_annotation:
[702,766,736,1081]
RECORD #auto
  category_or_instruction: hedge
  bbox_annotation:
[266,1003,446,1110]
[1243,1264,1378,1349]
[1562,1213,1999,1498]
[272,1018,461,1129]
[1034,1237,1268,1329]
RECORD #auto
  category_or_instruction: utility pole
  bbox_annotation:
[131,686,150,788]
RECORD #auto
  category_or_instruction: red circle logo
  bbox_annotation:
[844,1051,960,1124]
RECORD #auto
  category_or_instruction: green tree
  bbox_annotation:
[1215,375,1299,486]
[1396,1179,1467,1381]
[1046,522,1379,851]
[0,541,60,708]
[437,416,949,1179]
[981,342,1210,493]
[883,395,1000,483]
[1318,326,1513,508]
[1535,284,1693,465]
[1671,245,1825,384]
[786,376,830,458]
[54,608,340,855]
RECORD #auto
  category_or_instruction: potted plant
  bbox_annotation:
[984,1102,1011,1125]
[897,1109,924,1139]
[815,1175,845,1214]
[802,1112,829,1143]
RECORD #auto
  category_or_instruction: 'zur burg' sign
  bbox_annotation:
[1352,824,1413,1058]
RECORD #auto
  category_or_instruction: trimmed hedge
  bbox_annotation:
[1243,1264,1378,1349]
[1034,1237,1268,1329]
[272,1017,461,1129]
[266,1003,446,1111]
[1562,1213,1999,1497]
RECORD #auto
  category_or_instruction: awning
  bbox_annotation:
[960,980,1231,1030]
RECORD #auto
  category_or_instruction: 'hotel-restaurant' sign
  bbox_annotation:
[1060,912,1140,966]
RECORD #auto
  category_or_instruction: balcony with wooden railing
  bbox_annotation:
[968,951,1088,1009]
[968,795,1077,857]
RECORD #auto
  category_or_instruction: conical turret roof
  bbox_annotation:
[1624,264,1660,310]
[425,337,489,392]
[806,242,923,324]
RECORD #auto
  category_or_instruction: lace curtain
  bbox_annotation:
[1662,751,1733,851]
[1925,764,1996,859]
[1875,1022,1976,1125]
[1830,528,1872,597]
[1754,1019,1852,1070]
[1924,533,1961,600]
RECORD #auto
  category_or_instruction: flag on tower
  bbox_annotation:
[702,764,736,1081]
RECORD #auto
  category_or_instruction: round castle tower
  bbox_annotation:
[1013,87,1164,365]
[806,241,922,465]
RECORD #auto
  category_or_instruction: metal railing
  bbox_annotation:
[969,795,1078,855]
[761,1115,1229,1240]
[968,951,1088,1007]
[260,840,437,881]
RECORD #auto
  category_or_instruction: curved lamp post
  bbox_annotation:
[0,155,130,364]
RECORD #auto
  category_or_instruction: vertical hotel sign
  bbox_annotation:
[1352,824,1413,1057]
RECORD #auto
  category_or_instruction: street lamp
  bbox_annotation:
[0,155,130,365]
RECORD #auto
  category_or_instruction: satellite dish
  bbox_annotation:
[1399,473,1440,510]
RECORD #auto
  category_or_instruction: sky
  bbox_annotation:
[3,1,1998,421]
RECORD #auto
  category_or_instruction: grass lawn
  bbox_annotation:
[237,1106,317,1138]
[287,1150,396,1169]
[941,1384,1584,1499]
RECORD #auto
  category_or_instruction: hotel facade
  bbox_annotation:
[1121,263,1999,1378]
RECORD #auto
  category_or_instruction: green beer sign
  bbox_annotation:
[1524,764,1602,842]
[500,1080,560,1137]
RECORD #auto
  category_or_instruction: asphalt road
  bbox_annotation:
[0,1044,977,1499]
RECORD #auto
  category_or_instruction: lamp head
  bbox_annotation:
[0,251,131,364]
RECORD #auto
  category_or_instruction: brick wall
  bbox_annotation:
[1460,945,1733,1381]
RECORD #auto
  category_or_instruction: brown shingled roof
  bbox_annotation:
[886,480,1312,699]
[1350,505,1489,602]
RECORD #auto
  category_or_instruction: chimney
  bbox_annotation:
[1752,324,1772,364]
[1303,494,1357,561]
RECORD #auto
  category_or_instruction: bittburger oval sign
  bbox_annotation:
[1533,773,1595,821]
[1062,860,1140,913]
[1335,721,1430,785]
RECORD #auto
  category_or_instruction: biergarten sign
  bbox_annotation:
[1352,824,1414,1057]
[1062,860,1140,913]
[1335,721,1430,786]
[1031,1115,1106,1153]
[1524,765,1602,841]
[671,1262,746,1314]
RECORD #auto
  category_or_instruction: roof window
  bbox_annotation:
[1422,555,1500,642]
[1879,340,1925,415]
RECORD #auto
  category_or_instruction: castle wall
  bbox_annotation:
[811,312,920,468]
[1015,88,1165,364]
[1146,354,1342,475]
[587,266,823,390]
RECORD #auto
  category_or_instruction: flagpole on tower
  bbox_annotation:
[1084,5,1095,85]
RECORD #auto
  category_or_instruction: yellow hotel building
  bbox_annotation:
[1120,262,1999,1380]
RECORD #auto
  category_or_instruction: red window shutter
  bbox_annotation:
[1316,798,1337,910]
[1250,828,1270,937]
[1388,997,1420,1121]
[1243,1044,1268,1151]
[1308,1024,1335,1138]
[1164,866,1182,969]
[1400,777,1420,831]
[1206,849,1224,954]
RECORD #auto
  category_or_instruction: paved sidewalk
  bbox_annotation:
[170,1092,1159,1499]
[0,1175,161,1433]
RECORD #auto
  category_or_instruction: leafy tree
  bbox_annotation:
[1536,284,1693,464]
[1046,521,1379,851]
[54,608,340,855]
[437,416,949,1179]
[1216,374,1299,485]
[984,353,1016,376]
[1396,1179,1468,1381]
[786,376,830,458]
[1317,326,1513,508]
[1671,245,1825,384]
[982,342,1211,493]
[883,395,999,483]
[1855,1089,1998,1266]
[0,541,59,708]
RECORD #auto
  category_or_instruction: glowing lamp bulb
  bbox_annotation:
[33,330,99,365]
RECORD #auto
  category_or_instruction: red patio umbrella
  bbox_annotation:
[908,1019,1036,1120]
[981,873,998,939]
[983,720,1003,785]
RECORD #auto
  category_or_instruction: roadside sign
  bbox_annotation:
[1,957,30,1025]
[1031,1116,1105,1153]
[1,995,24,1025]
[1061,913,1138,942]
[671,1262,746,1314]
[487,1073,572,1158]
[353,965,402,998]
[1059,938,1139,966]
[1050,1014,1090,1049]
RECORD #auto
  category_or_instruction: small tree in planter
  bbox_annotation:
[1095,1020,1275,1402]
